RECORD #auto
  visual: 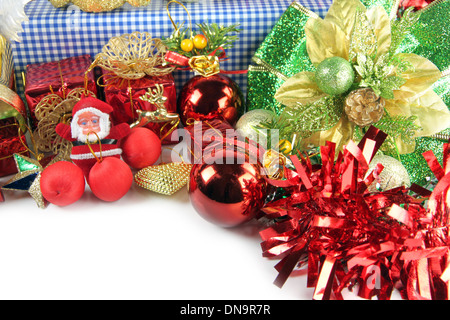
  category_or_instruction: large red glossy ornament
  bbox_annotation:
[188,139,267,227]
[177,74,244,127]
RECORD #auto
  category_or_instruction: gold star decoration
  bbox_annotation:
[1,154,46,208]
[1,153,63,209]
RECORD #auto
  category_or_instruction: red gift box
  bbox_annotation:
[0,133,29,177]
[25,54,97,128]
[101,71,178,144]
[0,85,29,177]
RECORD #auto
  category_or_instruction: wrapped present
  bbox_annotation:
[10,0,330,108]
[24,54,98,128]
[247,0,450,185]
[95,32,178,144]
[0,84,29,177]
[101,71,177,143]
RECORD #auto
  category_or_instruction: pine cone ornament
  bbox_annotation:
[134,162,193,195]
[344,88,385,127]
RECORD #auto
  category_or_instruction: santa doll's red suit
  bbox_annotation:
[56,97,130,179]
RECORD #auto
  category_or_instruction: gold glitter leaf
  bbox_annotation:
[408,89,450,137]
[276,95,343,140]
[393,53,443,102]
[274,71,326,107]
[365,6,391,61]
[324,0,366,36]
[305,18,349,66]
[302,116,355,153]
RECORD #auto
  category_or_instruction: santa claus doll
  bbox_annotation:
[56,97,131,179]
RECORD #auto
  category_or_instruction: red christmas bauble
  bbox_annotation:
[188,139,268,227]
[178,74,244,127]
[120,127,162,169]
[40,161,85,206]
[88,157,133,202]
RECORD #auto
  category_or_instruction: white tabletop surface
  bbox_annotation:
[0,147,404,301]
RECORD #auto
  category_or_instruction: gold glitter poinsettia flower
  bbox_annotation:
[274,0,450,154]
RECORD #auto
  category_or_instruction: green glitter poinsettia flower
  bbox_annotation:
[274,0,450,154]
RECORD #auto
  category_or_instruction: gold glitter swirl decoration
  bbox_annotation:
[95,32,175,80]
[34,88,96,158]
[49,0,151,13]
[135,162,193,196]
[0,35,15,89]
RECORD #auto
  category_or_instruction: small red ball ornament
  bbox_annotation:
[120,127,162,169]
[40,161,86,206]
[88,157,133,202]
[188,139,268,227]
[177,74,244,127]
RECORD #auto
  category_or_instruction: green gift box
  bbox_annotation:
[246,0,450,185]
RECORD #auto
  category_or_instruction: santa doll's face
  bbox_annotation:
[77,111,101,136]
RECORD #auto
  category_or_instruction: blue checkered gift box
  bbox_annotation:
[11,0,331,109]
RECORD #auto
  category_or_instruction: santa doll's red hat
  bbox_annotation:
[71,97,114,141]
[72,97,114,117]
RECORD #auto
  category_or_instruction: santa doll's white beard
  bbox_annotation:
[76,130,109,143]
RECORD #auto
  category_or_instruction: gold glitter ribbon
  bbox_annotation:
[188,55,220,77]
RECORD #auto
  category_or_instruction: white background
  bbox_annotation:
[0,147,406,301]
[0,158,317,300]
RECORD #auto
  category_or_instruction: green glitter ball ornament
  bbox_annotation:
[315,57,355,96]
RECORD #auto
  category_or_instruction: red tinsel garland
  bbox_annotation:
[260,127,450,300]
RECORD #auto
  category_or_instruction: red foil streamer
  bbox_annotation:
[101,71,177,145]
[24,55,97,128]
[400,0,434,11]
[260,127,450,300]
